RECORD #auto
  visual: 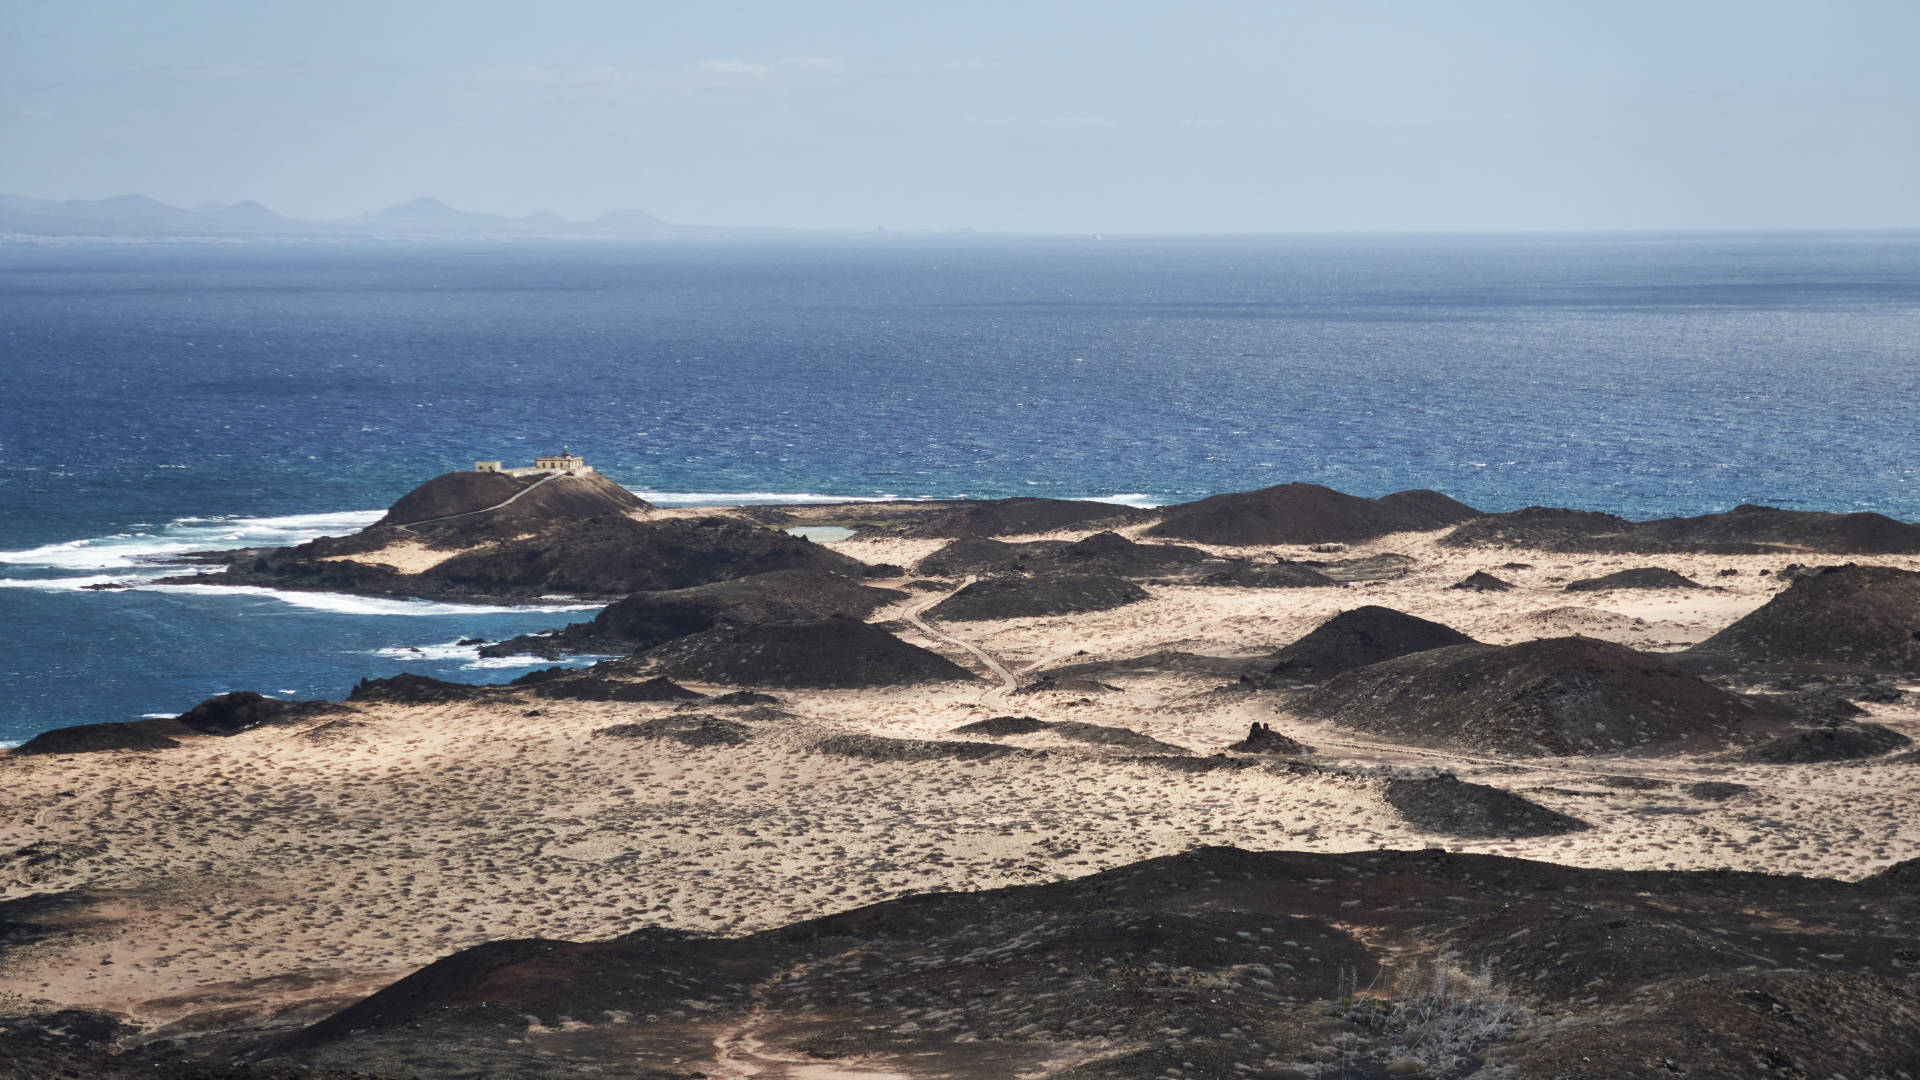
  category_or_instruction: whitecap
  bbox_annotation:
[0,509,383,573]
[367,642,485,663]
[1088,493,1166,508]
[462,654,616,670]
[0,575,129,591]
[631,490,913,507]
[0,739,21,750]
[146,582,600,616]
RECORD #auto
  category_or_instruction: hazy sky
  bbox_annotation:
[4,1,1917,233]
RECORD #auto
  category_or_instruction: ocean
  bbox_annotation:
[3,232,1918,744]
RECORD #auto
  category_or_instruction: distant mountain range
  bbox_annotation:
[0,193,683,239]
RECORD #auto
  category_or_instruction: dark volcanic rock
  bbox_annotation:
[923,574,1149,621]
[640,615,977,688]
[1781,688,1868,723]
[912,533,1209,580]
[1688,564,1920,673]
[529,676,703,703]
[1448,570,1515,591]
[1294,636,1794,755]
[1196,561,1342,588]
[1686,781,1751,801]
[952,715,1051,736]
[1050,531,1210,573]
[900,497,1156,538]
[707,690,780,706]
[1564,567,1703,592]
[949,715,1186,753]
[375,469,651,529]
[1010,675,1118,695]
[1264,605,1476,685]
[11,720,181,755]
[1442,502,1920,555]
[260,845,1920,1080]
[1225,722,1313,756]
[1439,505,1643,550]
[483,570,906,658]
[420,516,872,600]
[1047,721,1189,754]
[595,714,752,747]
[913,537,1046,576]
[1738,721,1912,763]
[812,733,1028,762]
[1037,649,1253,682]
[1383,775,1591,838]
[175,691,342,735]
[184,516,872,603]
[1145,483,1481,546]
[8,691,345,756]
[347,673,487,705]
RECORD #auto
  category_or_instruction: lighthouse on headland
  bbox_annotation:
[475,447,592,477]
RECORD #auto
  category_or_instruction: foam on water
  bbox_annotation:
[634,490,912,507]
[463,654,617,670]
[367,641,611,672]
[147,582,600,617]
[0,509,382,573]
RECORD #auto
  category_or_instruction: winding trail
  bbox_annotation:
[390,472,563,532]
[903,575,1017,706]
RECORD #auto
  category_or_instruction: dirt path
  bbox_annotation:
[392,472,561,531]
[903,575,1017,706]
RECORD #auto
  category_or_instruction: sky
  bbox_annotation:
[3,0,1917,233]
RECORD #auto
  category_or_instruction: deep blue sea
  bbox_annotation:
[3,233,1918,744]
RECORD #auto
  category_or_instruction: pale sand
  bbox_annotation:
[319,539,471,574]
[4,527,1917,1035]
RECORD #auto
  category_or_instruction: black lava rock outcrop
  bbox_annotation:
[347,673,487,705]
[418,516,872,599]
[175,691,342,735]
[1738,721,1912,763]
[1383,775,1591,838]
[482,570,906,657]
[11,720,182,755]
[528,675,703,703]
[812,733,1027,762]
[1442,502,1920,555]
[900,497,1156,538]
[1294,636,1793,755]
[1564,567,1702,591]
[951,716,1051,736]
[1448,570,1515,591]
[1225,722,1313,756]
[1145,483,1481,546]
[1688,564,1920,673]
[375,469,651,530]
[639,615,977,688]
[595,715,753,747]
[182,516,871,603]
[1264,606,1476,685]
[923,574,1149,621]
[1197,561,1342,588]
[261,846,1920,1080]
[1050,531,1210,574]
[913,533,1208,580]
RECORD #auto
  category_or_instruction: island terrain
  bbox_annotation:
[6,460,1920,1079]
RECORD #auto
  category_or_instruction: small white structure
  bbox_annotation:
[475,447,594,477]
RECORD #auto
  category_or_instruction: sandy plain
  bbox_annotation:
[4,519,1917,1048]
